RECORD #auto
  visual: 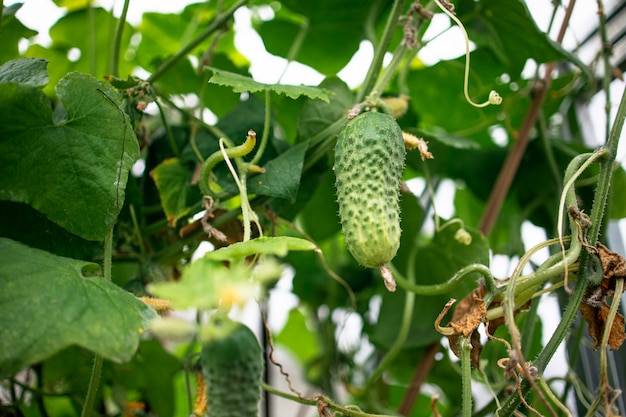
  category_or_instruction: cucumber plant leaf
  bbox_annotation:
[247,141,309,202]
[0,72,139,241]
[0,58,49,87]
[0,4,37,64]
[459,0,585,78]
[150,158,192,226]
[24,8,135,95]
[0,238,158,378]
[207,67,330,102]
[255,0,380,75]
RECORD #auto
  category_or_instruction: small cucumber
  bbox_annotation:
[334,111,406,268]
[200,319,263,417]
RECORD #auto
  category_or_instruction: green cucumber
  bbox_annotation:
[200,319,263,417]
[334,111,406,268]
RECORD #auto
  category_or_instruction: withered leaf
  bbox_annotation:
[449,288,487,336]
[580,300,626,350]
[446,288,487,368]
[596,242,626,294]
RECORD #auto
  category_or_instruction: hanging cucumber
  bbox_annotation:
[199,318,263,417]
[334,111,406,273]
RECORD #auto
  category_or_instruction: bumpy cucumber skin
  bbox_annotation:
[334,111,406,268]
[200,321,263,417]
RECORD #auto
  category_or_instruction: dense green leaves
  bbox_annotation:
[2,1,625,416]
[208,67,330,102]
[0,71,139,240]
[255,0,381,75]
[0,238,157,377]
[459,0,577,77]
[25,8,135,92]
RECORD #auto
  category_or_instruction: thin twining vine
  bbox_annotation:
[261,382,397,417]
[432,0,502,108]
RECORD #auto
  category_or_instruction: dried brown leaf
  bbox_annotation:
[580,300,626,350]
[596,243,626,294]
[445,289,486,368]
[449,288,487,336]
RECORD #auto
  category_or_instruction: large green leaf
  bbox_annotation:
[0,4,38,64]
[372,222,489,349]
[247,141,309,202]
[0,72,139,241]
[0,58,48,87]
[0,238,158,378]
[459,0,581,78]
[0,201,101,260]
[207,67,330,102]
[256,0,380,75]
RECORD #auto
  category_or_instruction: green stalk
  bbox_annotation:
[81,230,113,417]
[459,336,473,417]
[80,355,103,417]
[364,259,416,392]
[392,262,495,296]
[250,89,272,166]
[276,19,309,83]
[596,0,612,142]
[147,0,248,83]
[260,382,397,417]
[0,0,5,33]
[497,85,626,417]
[356,0,406,102]
[154,99,179,157]
[369,43,409,101]
[110,0,130,77]
[89,3,96,75]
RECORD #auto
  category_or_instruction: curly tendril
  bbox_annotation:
[433,0,502,108]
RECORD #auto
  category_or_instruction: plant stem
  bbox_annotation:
[585,84,626,244]
[365,258,416,392]
[154,99,179,157]
[276,18,309,83]
[80,355,103,417]
[88,3,96,76]
[357,0,406,102]
[370,43,409,101]
[250,89,272,166]
[459,336,473,417]
[392,262,495,296]
[260,382,397,417]
[596,0,612,142]
[597,278,624,412]
[81,228,114,417]
[497,86,626,417]
[147,0,248,83]
[110,0,130,77]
